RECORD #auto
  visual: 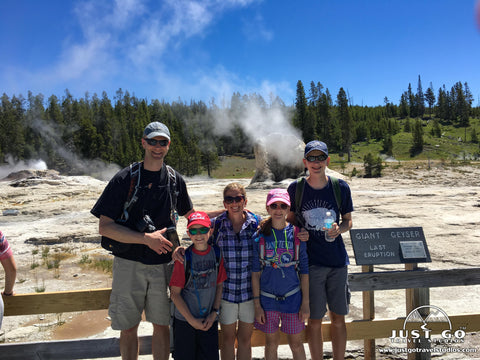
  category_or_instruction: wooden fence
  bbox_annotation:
[1,267,480,360]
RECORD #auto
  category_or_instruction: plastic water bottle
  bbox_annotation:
[324,211,335,242]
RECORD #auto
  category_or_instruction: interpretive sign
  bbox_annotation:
[350,227,431,265]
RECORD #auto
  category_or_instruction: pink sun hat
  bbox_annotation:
[266,188,291,207]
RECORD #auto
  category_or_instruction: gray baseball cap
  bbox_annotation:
[143,122,170,140]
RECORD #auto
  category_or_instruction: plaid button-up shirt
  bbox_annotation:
[211,211,260,303]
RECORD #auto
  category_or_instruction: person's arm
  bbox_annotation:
[183,209,195,219]
[299,273,310,322]
[1,255,17,296]
[170,286,205,330]
[204,209,225,218]
[203,283,223,331]
[252,271,265,324]
[99,215,173,255]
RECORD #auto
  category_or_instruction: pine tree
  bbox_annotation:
[294,80,308,141]
[424,82,436,118]
[416,75,425,118]
[410,119,424,156]
[336,87,352,161]
[399,92,409,118]
[470,128,478,144]
[383,134,393,156]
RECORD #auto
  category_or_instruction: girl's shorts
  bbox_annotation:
[254,310,305,334]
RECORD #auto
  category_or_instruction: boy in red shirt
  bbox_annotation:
[169,211,227,360]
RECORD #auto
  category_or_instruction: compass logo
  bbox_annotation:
[389,305,466,344]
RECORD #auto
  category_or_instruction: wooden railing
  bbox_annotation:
[1,267,480,360]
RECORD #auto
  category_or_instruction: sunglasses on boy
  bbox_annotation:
[188,227,210,235]
[269,203,288,210]
[305,154,328,162]
[224,195,245,204]
[144,138,169,147]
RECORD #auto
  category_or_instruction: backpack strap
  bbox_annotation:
[210,216,222,246]
[294,178,306,227]
[212,244,221,274]
[258,235,266,268]
[184,245,193,285]
[119,162,142,222]
[329,176,342,212]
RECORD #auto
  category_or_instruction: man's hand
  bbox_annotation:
[144,228,173,255]
[172,246,186,264]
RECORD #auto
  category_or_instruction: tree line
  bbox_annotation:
[293,76,479,162]
[1,76,479,177]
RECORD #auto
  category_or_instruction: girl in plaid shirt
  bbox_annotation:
[210,183,261,360]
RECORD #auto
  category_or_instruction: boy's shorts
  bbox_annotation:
[254,311,305,334]
[219,299,254,325]
[309,265,350,319]
[109,257,171,330]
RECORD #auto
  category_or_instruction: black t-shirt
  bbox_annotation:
[91,162,193,264]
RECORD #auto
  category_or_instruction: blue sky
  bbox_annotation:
[1,0,480,107]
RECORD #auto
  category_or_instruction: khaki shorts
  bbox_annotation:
[109,257,171,330]
[219,299,255,325]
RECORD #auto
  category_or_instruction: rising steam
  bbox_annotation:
[210,99,303,166]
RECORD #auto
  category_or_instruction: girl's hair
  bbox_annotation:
[259,217,273,236]
[223,182,247,199]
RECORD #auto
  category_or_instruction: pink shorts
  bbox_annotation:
[254,310,305,334]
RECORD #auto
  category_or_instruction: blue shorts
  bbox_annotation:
[309,265,350,319]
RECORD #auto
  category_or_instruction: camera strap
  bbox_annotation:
[166,165,179,226]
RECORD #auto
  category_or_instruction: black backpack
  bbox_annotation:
[101,162,178,254]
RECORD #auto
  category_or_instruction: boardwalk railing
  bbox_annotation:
[1,267,480,360]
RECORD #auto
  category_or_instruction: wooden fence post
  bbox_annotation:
[362,264,376,360]
[405,263,430,360]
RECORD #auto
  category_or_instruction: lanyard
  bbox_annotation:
[272,227,288,258]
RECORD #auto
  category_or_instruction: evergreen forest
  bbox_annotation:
[1,76,479,178]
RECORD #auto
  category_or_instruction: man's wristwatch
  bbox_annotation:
[212,308,220,316]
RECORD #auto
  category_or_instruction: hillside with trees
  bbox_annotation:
[1,76,479,178]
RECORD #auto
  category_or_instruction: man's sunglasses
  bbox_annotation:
[224,195,245,204]
[269,203,288,210]
[188,227,210,235]
[305,154,328,162]
[144,138,169,147]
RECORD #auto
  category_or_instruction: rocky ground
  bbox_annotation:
[0,160,479,359]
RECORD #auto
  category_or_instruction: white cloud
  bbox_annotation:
[242,13,273,41]
[6,0,287,104]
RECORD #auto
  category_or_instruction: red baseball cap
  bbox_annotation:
[187,211,211,228]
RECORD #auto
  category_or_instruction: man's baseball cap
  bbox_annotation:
[143,122,170,140]
[266,188,291,207]
[304,140,328,157]
[187,211,211,229]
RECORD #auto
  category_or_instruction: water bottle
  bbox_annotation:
[324,211,335,242]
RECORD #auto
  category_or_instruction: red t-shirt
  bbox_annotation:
[170,245,227,288]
